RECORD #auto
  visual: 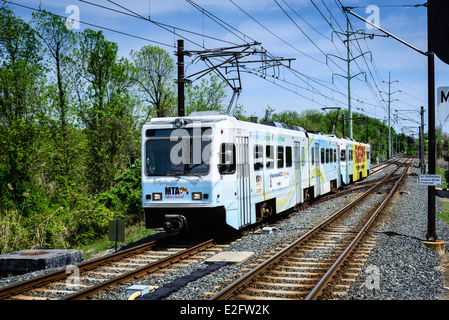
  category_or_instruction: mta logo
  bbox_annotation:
[165,187,188,195]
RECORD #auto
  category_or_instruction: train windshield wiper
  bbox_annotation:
[174,170,202,179]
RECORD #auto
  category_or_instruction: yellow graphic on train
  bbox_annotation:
[353,144,367,181]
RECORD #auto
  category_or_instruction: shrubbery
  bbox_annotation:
[0,161,142,254]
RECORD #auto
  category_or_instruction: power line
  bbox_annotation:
[3,0,176,48]
[188,0,349,109]
[274,0,326,56]
[80,0,240,47]
[7,0,398,125]
[282,0,331,41]
[229,0,324,64]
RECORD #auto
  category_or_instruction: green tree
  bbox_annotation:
[185,74,227,115]
[73,29,136,193]
[0,7,47,214]
[261,105,275,121]
[31,10,77,196]
[130,45,176,121]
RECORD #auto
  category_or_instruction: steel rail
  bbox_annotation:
[61,239,214,300]
[0,239,165,300]
[211,158,408,300]
[305,158,412,300]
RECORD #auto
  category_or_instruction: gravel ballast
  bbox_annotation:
[167,162,449,300]
[1,161,448,301]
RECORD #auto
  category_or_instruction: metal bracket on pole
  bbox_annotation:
[341,5,437,241]
[180,42,294,116]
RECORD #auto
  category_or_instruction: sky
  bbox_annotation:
[5,0,449,138]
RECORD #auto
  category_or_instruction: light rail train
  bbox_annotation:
[141,111,370,232]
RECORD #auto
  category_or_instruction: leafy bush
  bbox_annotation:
[96,159,142,225]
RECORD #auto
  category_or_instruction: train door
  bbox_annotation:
[236,136,251,227]
[294,141,301,204]
[314,142,320,196]
[346,144,350,183]
[337,144,341,188]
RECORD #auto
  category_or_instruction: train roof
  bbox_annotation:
[147,111,233,125]
[145,111,369,146]
[259,121,306,133]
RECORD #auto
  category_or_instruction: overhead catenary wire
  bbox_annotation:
[6,0,420,128]
[2,0,176,48]
[79,0,386,120]
[78,0,241,48]
[188,0,350,108]
[229,0,324,65]
[339,0,426,130]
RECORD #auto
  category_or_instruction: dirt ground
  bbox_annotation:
[441,253,449,300]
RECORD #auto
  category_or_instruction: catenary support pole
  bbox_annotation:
[177,39,185,117]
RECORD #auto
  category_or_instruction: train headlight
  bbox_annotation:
[174,118,183,128]
[192,192,202,200]
[152,193,162,201]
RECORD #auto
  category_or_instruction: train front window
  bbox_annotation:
[145,127,211,176]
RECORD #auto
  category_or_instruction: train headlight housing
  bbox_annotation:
[192,192,202,200]
[174,118,183,128]
[152,193,162,201]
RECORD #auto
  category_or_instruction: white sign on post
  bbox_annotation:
[419,174,442,186]
[437,86,449,122]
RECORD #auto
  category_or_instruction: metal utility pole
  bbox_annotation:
[427,37,437,241]
[346,18,354,140]
[379,130,383,162]
[321,107,341,135]
[381,72,399,160]
[395,108,425,169]
[420,106,425,174]
[342,3,438,242]
[328,18,382,139]
[176,39,187,117]
[343,116,368,142]
[183,42,294,116]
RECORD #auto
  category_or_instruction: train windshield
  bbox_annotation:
[145,127,211,176]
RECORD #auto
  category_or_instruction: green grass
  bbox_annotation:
[75,222,155,260]
[437,200,449,225]
[436,166,449,225]
[436,166,448,189]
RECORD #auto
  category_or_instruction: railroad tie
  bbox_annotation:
[137,262,228,300]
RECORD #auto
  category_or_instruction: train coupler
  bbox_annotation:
[163,214,187,233]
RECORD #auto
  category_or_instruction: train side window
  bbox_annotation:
[333,149,337,162]
[254,144,264,171]
[266,145,274,169]
[341,149,346,161]
[218,143,236,174]
[301,147,305,166]
[321,148,324,164]
[286,146,292,167]
[311,147,315,165]
[326,149,330,163]
[277,146,284,168]
[350,150,353,161]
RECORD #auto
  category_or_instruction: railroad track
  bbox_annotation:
[290,157,404,215]
[211,158,412,300]
[0,158,407,301]
[370,158,394,175]
[0,237,220,300]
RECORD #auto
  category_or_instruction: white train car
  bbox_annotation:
[141,111,370,232]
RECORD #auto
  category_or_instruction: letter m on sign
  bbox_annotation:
[437,87,449,122]
[442,90,449,103]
